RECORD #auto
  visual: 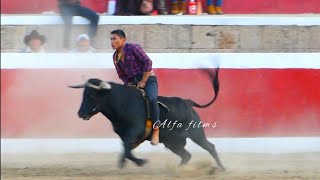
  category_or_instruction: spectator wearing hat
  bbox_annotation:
[21,30,46,53]
[58,0,99,50]
[70,34,97,53]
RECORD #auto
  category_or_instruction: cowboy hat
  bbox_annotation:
[24,30,46,45]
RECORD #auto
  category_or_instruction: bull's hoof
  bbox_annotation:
[219,166,226,172]
[118,159,126,169]
[118,163,125,169]
[136,159,148,167]
[179,154,191,166]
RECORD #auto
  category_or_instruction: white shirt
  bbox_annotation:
[21,47,45,53]
[70,47,97,53]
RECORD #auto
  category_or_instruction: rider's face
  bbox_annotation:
[110,34,125,50]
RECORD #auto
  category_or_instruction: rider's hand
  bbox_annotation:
[137,80,146,88]
[127,82,135,87]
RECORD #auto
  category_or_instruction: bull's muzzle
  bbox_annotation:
[78,111,91,120]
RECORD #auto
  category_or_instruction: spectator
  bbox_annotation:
[70,34,97,53]
[207,0,223,14]
[140,0,154,14]
[21,30,46,53]
[58,0,99,50]
[115,0,146,15]
[154,0,168,14]
[114,0,131,15]
[170,0,186,15]
[115,0,167,15]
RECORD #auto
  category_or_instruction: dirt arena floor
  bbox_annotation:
[2,152,320,180]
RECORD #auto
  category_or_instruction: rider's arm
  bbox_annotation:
[131,44,153,80]
[141,71,151,83]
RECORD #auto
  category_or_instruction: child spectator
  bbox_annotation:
[140,0,154,14]
[20,30,46,53]
[58,0,99,50]
[70,34,97,53]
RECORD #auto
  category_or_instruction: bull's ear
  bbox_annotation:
[68,83,87,89]
[100,81,112,90]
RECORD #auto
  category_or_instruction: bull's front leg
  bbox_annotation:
[119,136,148,168]
[119,152,126,169]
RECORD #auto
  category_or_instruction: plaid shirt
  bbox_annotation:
[113,43,153,85]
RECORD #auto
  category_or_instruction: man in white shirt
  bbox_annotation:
[70,34,97,53]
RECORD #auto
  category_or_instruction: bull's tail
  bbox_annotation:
[190,68,219,108]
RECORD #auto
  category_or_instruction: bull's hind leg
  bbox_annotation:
[189,128,225,170]
[164,139,191,166]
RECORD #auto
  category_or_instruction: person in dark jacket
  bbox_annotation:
[58,0,99,50]
[115,0,167,15]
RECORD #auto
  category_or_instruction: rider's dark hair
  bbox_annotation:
[111,29,126,39]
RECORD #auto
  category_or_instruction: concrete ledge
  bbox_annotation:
[1,25,319,53]
[2,53,320,69]
[2,138,320,154]
[1,15,319,53]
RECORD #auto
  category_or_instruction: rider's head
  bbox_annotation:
[110,29,126,50]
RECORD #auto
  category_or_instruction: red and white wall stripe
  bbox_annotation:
[1,53,320,153]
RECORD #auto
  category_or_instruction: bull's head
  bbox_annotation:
[69,79,111,120]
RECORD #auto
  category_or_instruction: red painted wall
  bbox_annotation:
[1,0,320,14]
[1,69,320,138]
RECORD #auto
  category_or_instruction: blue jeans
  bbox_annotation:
[207,0,223,6]
[59,4,99,49]
[131,74,159,122]
[145,76,159,123]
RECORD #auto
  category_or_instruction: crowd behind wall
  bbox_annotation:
[1,0,320,14]
[1,0,319,53]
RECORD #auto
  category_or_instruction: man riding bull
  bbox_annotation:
[110,29,160,145]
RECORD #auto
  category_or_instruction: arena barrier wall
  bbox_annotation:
[1,53,320,153]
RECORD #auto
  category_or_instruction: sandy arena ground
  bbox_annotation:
[2,152,320,180]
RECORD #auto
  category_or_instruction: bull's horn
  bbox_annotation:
[86,82,101,89]
[68,83,87,88]
[86,81,112,90]
[99,81,112,89]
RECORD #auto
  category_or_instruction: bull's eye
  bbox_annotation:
[92,107,97,111]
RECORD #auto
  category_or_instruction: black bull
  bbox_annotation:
[69,69,225,170]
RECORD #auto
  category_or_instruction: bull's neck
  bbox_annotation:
[100,107,116,124]
[99,95,123,124]
[99,85,135,125]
